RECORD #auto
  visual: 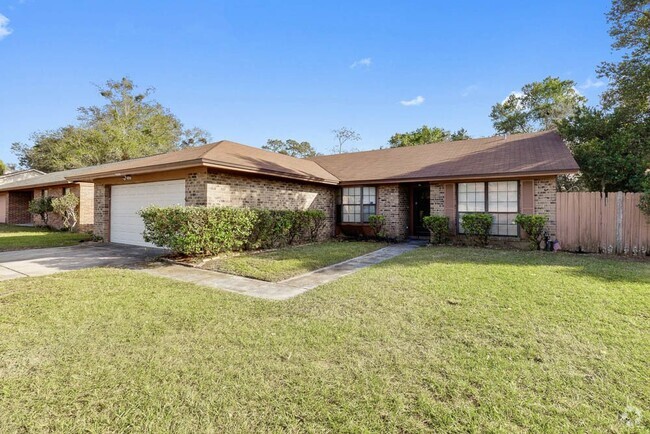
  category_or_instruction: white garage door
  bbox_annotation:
[110,180,185,247]
[0,194,7,224]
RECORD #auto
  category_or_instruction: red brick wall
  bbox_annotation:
[7,191,33,224]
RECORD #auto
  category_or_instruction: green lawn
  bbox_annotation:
[201,241,387,281]
[1,247,649,432]
[0,224,92,251]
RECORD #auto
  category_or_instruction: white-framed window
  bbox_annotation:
[458,181,519,236]
[341,186,376,223]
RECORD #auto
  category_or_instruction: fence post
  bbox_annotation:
[615,191,624,254]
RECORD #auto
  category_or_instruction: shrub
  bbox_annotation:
[460,213,493,246]
[367,214,386,239]
[140,206,329,256]
[51,193,80,230]
[140,206,257,256]
[28,196,53,226]
[305,209,327,241]
[514,214,548,250]
[422,215,450,244]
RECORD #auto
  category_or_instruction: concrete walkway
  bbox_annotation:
[142,243,420,300]
[0,243,165,281]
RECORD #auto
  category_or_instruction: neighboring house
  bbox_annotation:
[0,169,45,185]
[0,169,44,224]
[68,130,578,247]
[0,168,95,230]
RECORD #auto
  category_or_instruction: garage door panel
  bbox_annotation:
[110,180,185,247]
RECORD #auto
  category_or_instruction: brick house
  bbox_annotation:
[0,168,95,231]
[67,130,579,247]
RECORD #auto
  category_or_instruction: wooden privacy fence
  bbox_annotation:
[556,192,650,254]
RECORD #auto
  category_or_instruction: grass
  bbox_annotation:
[0,224,92,251]
[201,240,387,281]
[0,247,649,432]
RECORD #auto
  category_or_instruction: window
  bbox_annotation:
[458,181,518,236]
[340,186,376,223]
[64,187,71,195]
[41,189,48,197]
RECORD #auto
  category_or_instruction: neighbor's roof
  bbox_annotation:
[311,130,579,184]
[0,167,90,192]
[67,141,340,184]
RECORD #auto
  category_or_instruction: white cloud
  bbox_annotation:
[350,57,372,69]
[580,77,605,90]
[0,14,12,40]
[400,95,425,106]
[461,84,479,97]
[501,91,524,104]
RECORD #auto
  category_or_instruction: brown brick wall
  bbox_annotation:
[377,184,409,240]
[205,170,336,238]
[31,183,93,231]
[534,177,558,237]
[93,184,111,240]
[7,191,33,224]
[430,183,445,215]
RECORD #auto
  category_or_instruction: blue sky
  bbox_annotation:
[0,0,614,166]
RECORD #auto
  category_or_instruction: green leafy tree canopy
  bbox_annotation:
[262,139,319,158]
[12,78,211,172]
[490,77,586,134]
[388,126,470,148]
[597,0,650,115]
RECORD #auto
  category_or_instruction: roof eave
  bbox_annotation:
[66,158,340,186]
[337,168,580,185]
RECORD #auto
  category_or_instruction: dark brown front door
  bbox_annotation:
[411,184,430,236]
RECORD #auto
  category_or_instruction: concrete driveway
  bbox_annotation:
[0,243,166,281]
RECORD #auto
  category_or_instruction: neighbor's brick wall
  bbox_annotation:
[7,191,32,224]
[32,184,93,231]
[205,170,336,238]
[377,184,409,240]
[534,177,557,237]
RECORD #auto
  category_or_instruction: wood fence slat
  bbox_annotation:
[555,191,649,255]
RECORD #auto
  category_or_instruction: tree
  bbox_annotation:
[51,193,80,230]
[597,0,650,115]
[262,139,319,158]
[388,125,471,147]
[12,77,210,172]
[558,107,650,192]
[0,160,6,175]
[28,196,53,226]
[490,77,586,134]
[331,127,361,154]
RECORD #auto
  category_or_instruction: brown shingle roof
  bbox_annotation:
[0,167,89,192]
[62,131,578,187]
[311,130,579,184]
[68,140,340,184]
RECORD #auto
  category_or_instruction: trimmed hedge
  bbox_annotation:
[422,215,450,244]
[460,213,493,246]
[139,206,328,256]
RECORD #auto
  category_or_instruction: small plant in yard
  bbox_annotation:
[514,214,548,250]
[51,193,80,231]
[460,213,493,246]
[28,196,53,227]
[422,215,450,244]
[368,214,386,239]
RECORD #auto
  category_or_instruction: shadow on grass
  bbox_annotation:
[372,246,650,285]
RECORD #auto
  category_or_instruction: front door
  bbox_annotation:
[411,184,430,236]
